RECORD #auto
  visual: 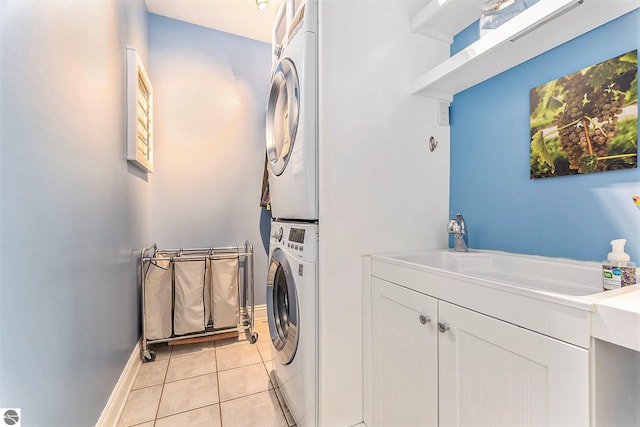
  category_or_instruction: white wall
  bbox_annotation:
[0,0,149,425]
[318,0,450,424]
[148,14,272,306]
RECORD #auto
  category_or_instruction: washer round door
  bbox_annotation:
[266,58,300,177]
[267,248,299,365]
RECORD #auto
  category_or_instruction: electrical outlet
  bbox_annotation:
[438,101,450,126]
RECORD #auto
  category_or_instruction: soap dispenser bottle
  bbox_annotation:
[602,239,637,291]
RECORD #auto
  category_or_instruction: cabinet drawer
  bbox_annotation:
[371,259,591,348]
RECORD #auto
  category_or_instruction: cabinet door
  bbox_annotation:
[438,301,590,427]
[371,278,438,427]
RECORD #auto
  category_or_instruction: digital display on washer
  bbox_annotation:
[289,228,305,244]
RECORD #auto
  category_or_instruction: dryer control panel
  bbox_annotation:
[271,0,317,70]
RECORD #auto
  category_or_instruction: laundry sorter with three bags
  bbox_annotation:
[139,242,257,361]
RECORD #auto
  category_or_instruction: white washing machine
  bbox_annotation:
[266,0,318,221]
[266,220,318,426]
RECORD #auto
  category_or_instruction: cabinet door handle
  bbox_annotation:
[419,314,431,324]
[438,322,450,333]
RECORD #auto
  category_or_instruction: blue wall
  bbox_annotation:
[0,7,271,425]
[148,14,272,305]
[450,9,640,262]
[0,0,149,425]
[451,19,479,56]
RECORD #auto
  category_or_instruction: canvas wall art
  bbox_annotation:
[530,50,638,179]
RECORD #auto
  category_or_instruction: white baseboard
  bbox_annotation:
[253,304,266,320]
[95,340,142,427]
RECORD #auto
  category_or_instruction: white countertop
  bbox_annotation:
[591,286,640,352]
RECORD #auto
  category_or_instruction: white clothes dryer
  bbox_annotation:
[266,0,318,221]
[267,220,318,426]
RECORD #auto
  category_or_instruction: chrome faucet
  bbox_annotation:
[447,213,468,252]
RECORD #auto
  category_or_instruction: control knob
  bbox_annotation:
[274,226,284,242]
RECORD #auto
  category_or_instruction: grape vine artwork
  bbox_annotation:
[530,50,638,179]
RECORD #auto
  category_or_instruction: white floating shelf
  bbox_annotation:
[411,0,487,44]
[411,0,639,102]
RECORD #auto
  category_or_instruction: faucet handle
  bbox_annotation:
[456,213,466,232]
[447,219,460,233]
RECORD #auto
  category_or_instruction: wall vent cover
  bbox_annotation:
[126,46,153,173]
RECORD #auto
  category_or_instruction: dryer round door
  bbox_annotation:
[266,58,300,177]
[266,248,299,365]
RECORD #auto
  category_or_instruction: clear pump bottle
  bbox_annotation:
[602,239,637,291]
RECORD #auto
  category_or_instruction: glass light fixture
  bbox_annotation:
[256,0,269,9]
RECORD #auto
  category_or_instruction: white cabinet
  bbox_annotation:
[370,277,590,426]
[592,290,640,425]
[371,278,438,426]
[439,300,589,426]
[410,0,639,101]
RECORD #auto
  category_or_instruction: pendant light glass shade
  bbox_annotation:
[256,0,269,9]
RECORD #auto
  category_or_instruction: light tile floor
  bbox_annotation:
[117,319,295,427]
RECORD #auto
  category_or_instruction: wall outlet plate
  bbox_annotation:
[438,101,450,126]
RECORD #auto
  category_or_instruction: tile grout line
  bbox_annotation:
[256,338,292,426]
[152,345,172,425]
[132,336,279,426]
[273,387,287,423]
[254,329,289,424]
[256,343,289,426]
[169,345,215,359]
[154,345,222,423]
[215,345,224,427]
[154,403,218,423]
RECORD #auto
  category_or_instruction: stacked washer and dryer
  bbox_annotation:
[265,1,318,426]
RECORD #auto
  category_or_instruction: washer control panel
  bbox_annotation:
[274,226,284,242]
[285,227,305,253]
[289,228,305,244]
[271,221,318,262]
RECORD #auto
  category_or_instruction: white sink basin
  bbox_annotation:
[386,249,603,297]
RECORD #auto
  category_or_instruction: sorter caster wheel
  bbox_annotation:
[143,350,156,362]
[250,333,258,344]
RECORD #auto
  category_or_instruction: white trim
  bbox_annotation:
[253,303,267,320]
[361,256,372,427]
[95,340,142,427]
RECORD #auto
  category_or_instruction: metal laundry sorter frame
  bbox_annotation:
[139,242,257,362]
